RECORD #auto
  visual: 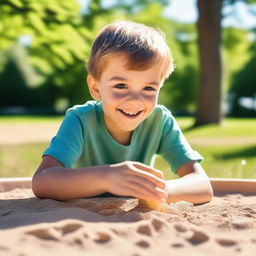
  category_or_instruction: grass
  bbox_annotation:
[0,143,48,178]
[0,116,255,179]
[155,117,256,180]
[176,117,256,138]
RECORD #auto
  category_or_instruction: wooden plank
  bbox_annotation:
[210,178,256,194]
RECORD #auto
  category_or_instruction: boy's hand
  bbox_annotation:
[104,161,167,202]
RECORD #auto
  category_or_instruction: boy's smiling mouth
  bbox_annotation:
[117,109,143,118]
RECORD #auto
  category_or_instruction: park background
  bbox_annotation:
[0,0,255,179]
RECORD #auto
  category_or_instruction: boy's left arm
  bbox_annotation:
[165,161,213,204]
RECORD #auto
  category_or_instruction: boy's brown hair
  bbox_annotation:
[87,20,174,81]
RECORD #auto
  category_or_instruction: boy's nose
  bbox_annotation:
[126,91,143,102]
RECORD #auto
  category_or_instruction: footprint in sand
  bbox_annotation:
[242,207,256,217]
[171,242,184,248]
[69,237,85,247]
[244,213,253,217]
[216,238,237,247]
[173,224,188,233]
[136,217,167,236]
[137,224,152,236]
[58,223,83,236]
[172,223,209,245]
[232,220,253,230]
[26,228,60,241]
[186,229,209,245]
[151,217,168,232]
[135,219,167,248]
[135,240,150,248]
[26,223,83,241]
[93,232,112,244]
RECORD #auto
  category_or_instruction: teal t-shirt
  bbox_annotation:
[44,101,203,173]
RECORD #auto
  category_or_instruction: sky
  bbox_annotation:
[79,0,256,29]
[163,0,256,29]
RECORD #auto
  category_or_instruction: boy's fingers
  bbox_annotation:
[131,166,166,190]
[126,175,166,197]
[123,182,163,201]
[133,162,164,179]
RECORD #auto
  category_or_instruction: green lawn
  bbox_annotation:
[155,117,256,180]
[0,116,255,179]
[0,143,48,178]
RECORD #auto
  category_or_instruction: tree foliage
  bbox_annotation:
[228,28,256,117]
[0,0,255,116]
[0,0,92,112]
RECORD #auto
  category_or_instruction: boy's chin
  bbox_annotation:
[120,124,140,132]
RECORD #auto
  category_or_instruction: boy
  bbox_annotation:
[32,21,213,206]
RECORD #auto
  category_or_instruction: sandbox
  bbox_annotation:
[0,178,255,256]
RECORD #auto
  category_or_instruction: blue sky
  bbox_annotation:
[163,0,256,29]
[79,0,256,29]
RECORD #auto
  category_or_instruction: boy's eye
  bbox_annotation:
[114,83,127,89]
[144,86,156,91]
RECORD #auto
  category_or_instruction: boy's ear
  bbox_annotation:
[87,74,101,100]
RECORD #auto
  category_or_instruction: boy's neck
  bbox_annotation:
[111,130,133,146]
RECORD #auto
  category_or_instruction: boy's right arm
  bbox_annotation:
[32,156,166,202]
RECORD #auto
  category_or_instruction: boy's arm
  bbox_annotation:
[32,156,107,200]
[32,156,166,201]
[166,161,213,204]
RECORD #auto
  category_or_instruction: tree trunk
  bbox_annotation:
[195,0,223,126]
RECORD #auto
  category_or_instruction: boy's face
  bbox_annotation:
[88,54,164,144]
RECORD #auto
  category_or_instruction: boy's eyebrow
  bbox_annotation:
[109,76,160,86]
[109,76,127,82]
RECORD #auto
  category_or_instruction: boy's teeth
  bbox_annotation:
[121,110,140,116]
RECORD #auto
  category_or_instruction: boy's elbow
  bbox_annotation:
[32,174,46,199]
[32,173,66,200]
[206,178,214,201]
[203,188,214,203]
[199,181,214,204]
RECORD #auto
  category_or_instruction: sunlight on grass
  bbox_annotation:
[197,145,256,179]
[178,117,256,139]
[0,143,48,178]
[156,117,256,179]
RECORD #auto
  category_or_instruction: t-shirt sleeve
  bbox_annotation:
[157,108,203,173]
[43,109,84,168]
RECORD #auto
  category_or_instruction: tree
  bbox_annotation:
[229,38,256,117]
[195,0,256,126]
[195,0,223,126]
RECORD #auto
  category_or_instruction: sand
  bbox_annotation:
[0,187,256,256]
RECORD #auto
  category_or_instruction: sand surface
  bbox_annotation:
[0,189,256,256]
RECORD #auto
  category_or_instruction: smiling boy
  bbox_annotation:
[32,21,213,205]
